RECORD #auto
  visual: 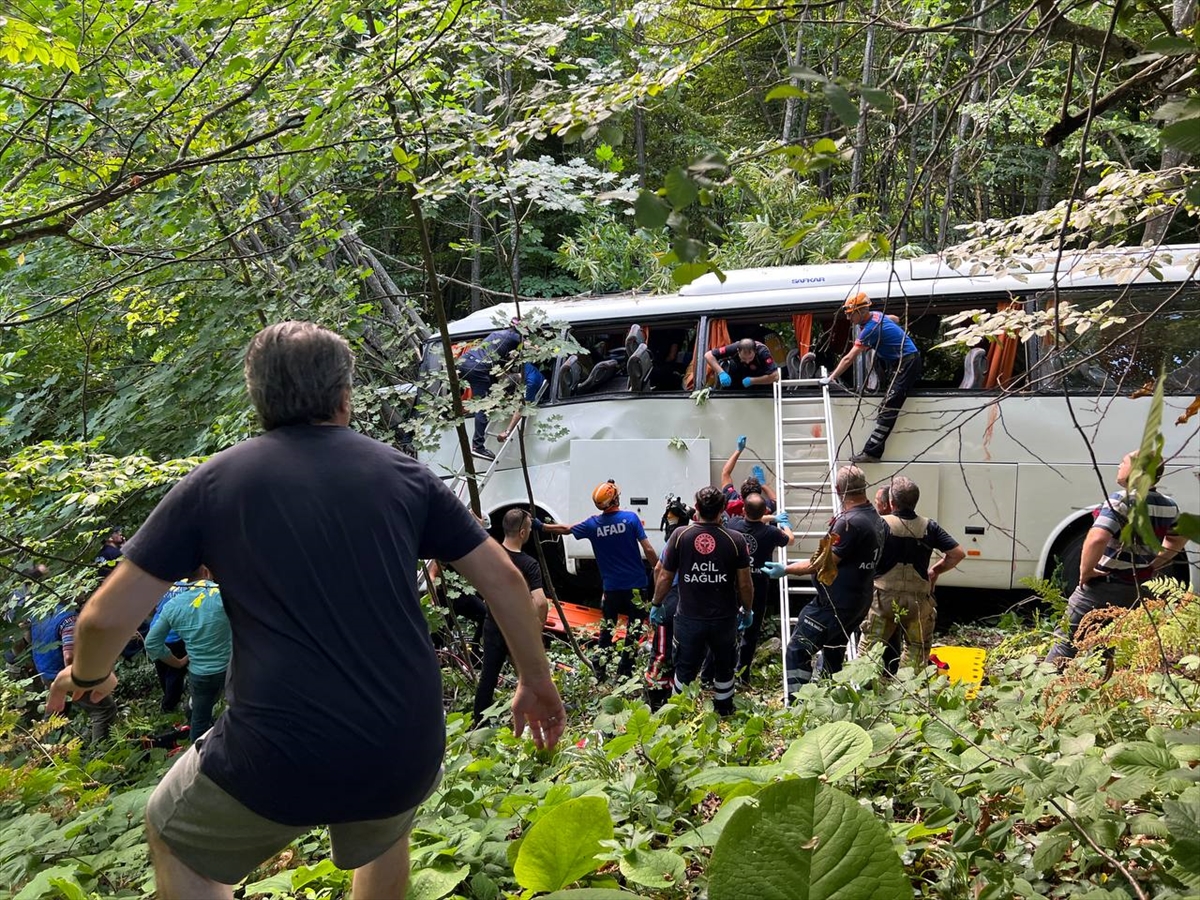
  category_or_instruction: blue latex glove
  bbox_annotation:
[776,510,791,529]
[737,609,754,631]
[751,465,766,484]
[763,561,788,579]
[718,371,732,388]
[530,517,545,532]
[649,604,667,626]
[742,376,753,388]
[736,434,747,452]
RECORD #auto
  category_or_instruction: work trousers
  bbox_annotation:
[673,613,738,715]
[155,639,188,712]
[458,357,494,450]
[472,616,510,725]
[859,587,936,674]
[645,586,678,710]
[785,593,871,699]
[43,677,117,742]
[863,353,922,458]
[736,574,772,684]
[187,670,227,739]
[598,587,647,681]
[1045,579,1142,663]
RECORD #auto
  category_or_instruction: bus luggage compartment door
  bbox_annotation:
[566,439,712,557]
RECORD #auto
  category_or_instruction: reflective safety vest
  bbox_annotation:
[875,513,933,593]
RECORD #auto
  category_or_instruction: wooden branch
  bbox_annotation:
[1035,0,1141,58]
[1043,55,1179,146]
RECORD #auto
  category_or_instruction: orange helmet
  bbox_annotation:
[842,292,871,314]
[592,480,620,510]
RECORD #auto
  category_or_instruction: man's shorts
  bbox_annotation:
[146,738,438,885]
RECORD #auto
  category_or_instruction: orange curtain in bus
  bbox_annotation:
[684,318,732,389]
[984,300,1021,389]
[792,313,812,356]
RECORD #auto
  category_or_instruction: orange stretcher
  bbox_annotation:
[544,601,631,641]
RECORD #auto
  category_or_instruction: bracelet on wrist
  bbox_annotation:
[70,671,110,689]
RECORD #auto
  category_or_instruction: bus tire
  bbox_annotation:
[1048,527,1086,595]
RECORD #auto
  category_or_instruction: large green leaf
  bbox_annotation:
[708,779,908,900]
[1164,797,1200,888]
[408,864,470,900]
[513,796,614,892]
[619,847,687,889]
[780,722,874,781]
[541,891,640,899]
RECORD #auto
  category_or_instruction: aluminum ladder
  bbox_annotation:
[772,371,842,704]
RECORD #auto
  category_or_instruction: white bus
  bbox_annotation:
[419,245,1199,597]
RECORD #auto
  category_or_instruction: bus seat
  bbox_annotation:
[577,358,620,394]
[557,355,582,397]
[959,347,988,389]
[627,344,652,391]
[625,324,645,360]
[798,351,818,379]
[785,348,800,379]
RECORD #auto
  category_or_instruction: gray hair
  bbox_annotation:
[835,465,867,496]
[889,475,920,511]
[244,322,355,430]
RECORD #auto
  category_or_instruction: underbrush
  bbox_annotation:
[1,586,1198,900]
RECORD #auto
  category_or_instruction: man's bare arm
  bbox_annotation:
[539,522,573,537]
[653,565,675,605]
[640,537,659,569]
[48,561,172,712]
[1078,526,1111,584]
[827,344,864,381]
[530,587,550,624]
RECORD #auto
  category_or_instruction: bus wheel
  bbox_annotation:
[1049,529,1086,595]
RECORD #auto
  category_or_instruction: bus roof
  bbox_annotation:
[446,244,1199,337]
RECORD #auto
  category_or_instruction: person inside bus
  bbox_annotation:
[821,293,922,463]
[704,338,780,389]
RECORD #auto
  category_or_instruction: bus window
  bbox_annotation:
[721,314,847,381]
[556,321,699,399]
[1037,287,1200,394]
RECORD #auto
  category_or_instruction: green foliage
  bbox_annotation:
[708,778,909,900]
[513,796,613,891]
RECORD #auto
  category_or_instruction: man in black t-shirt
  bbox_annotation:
[653,486,752,715]
[725,494,793,684]
[48,322,566,897]
[765,465,885,700]
[473,510,550,724]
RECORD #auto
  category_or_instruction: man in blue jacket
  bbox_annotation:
[32,600,117,742]
[822,292,922,462]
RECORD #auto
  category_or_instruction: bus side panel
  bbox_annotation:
[566,439,712,557]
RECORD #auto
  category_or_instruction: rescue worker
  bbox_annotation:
[821,292,921,463]
[1046,450,1188,665]
[720,435,777,516]
[858,476,965,673]
[704,338,780,389]
[725,494,793,684]
[535,481,658,679]
[457,320,522,460]
[764,465,885,700]
[652,486,752,715]
[874,486,892,515]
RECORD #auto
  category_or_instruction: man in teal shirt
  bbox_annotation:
[145,567,231,738]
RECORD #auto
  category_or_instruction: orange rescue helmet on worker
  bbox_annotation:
[592,479,620,510]
[842,292,872,314]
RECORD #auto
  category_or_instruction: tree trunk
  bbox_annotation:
[1142,0,1197,244]
[781,18,805,143]
[848,0,879,203]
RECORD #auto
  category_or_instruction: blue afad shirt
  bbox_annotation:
[855,312,918,362]
[571,509,649,590]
